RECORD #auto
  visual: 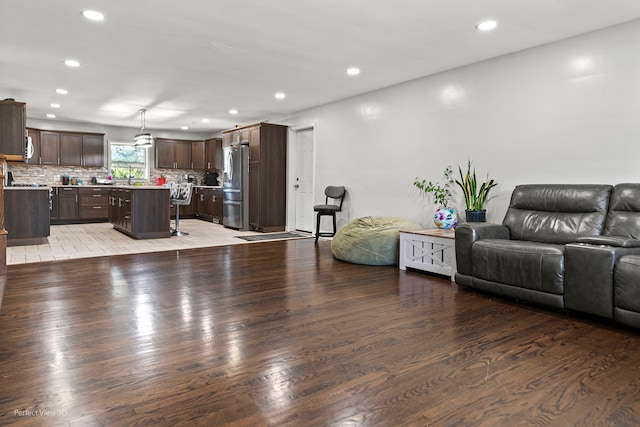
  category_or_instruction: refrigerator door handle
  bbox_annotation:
[226,150,233,182]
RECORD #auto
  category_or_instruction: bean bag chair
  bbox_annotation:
[331,216,421,265]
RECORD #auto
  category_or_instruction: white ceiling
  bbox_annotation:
[2,0,640,134]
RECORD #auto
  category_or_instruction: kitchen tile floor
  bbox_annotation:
[7,220,307,265]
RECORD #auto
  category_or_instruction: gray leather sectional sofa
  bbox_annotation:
[455,183,640,329]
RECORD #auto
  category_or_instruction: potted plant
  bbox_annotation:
[455,160,497,222]
[413,165,458,229]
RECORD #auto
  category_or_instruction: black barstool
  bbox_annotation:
[313,186,346,243]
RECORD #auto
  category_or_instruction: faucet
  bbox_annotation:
[128,166,132,185]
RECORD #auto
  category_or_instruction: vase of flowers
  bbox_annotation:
[413,165,458,229]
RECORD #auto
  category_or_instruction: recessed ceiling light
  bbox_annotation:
[56,88,68,95]
[82,10,105,21]
[64,59,80,68]
[476,20,498,31]
[46,114,56,118]
[275,92,286,100]
[50,103,61,108]
[346,67,360,76]
[181,126,189,130]
[229,109,238,115]
[202,118,210,123]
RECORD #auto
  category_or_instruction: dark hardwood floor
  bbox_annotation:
[1,239,640,426]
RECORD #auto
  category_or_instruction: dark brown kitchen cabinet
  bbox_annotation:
[0,100,26,160]
[109,187,170,239]
[51,186,110,224]
[246,123,288,232]
[109,188,131,232]
[195,187,222,223]
[222,132,232,148]
[56,187,79,221]
[60,131,104,167]
[175,141,191,169]
[60,133,83,166]
[191,140,205,170]
[79,187,109,220]
[205,138,222,171]
[82,134,104,167]
[155,139,175,169]
[26,128,41,165]
[40,131,60,165]
[212,187,223,222]
[26,129,103,166]
[155,138,192,169]
[4,188,50,246]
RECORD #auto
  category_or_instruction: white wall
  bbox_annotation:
[282,19,640,231]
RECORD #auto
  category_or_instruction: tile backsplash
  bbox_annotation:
[8,163,209,186]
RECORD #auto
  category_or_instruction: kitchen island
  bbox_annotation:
[109,186,171,239]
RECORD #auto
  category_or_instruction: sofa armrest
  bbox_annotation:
[576,236,640,248]
[455,222,510,275]
[565,243,640,318]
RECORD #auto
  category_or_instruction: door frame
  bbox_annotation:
[286,123,317,232]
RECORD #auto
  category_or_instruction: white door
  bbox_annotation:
[294,128,314,232]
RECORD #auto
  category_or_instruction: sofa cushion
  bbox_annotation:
[472,239,565,294]
[604,183,640,239]
[503,184,612,244]
[614,255,640,313]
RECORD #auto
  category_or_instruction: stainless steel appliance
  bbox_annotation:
[204,171,219,186]
[24,136,34,161]
[222,143,249,230]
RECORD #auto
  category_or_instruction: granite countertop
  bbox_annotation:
[5,186,52,190]
[52,184,166,189]
[50,184,222,189]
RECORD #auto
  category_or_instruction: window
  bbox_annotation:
[109,141,150,180]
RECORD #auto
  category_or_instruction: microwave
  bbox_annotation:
[24,136,34,162]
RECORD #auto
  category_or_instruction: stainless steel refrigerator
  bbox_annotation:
[222,144,249,230]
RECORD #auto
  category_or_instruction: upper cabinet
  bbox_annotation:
[205,138,222,171]
[60,133,83,165]
[81,134,104,167]
[27,128,41,164]
[39,130,61,165]
[191,140,205,170]
[155,137,215,170]
[155,138,193,169]
[0,100,26,160]
[27,128,104,167]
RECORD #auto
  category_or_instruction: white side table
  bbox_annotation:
[399,229,456,280]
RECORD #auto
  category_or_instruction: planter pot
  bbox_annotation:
[434,207,458,229]
[465,209,486,222]
[157,177,166,186]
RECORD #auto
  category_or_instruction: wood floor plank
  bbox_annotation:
[1,239,640,426]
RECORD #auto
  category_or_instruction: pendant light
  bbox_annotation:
[134,109,153,147]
